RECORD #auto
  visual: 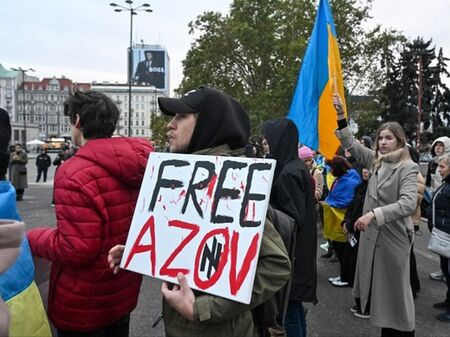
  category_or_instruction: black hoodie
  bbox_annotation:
[187,86,250,154]
[0,108,12,179]
[261,118,317,303]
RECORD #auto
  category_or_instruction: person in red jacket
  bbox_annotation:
[27,90,153,337]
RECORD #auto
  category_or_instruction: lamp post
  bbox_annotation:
[11,67,35,145]
[110,1,152,137]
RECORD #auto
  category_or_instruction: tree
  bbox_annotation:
[429,47,450,140]
[349,28,406,137]
[150,112,170,150]
[379,38,450,145]
[178,0,395,131]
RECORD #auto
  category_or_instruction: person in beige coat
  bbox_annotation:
[333,95,418,337]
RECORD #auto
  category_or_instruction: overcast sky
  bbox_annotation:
[1,0,449,95]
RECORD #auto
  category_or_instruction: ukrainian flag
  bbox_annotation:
[287,0,346,159]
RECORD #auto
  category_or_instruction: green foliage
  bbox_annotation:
[380,38,450,146]
[347,96,381,138]
[150,112,170,151]
[178,0,450,145]
[178,0,391,133]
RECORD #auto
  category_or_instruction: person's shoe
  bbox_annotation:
[350,305,360,313]
[332,280,349,287]
[436,311,450,323]
[51,203,55,207]
[329,253,339,262]
[16,195,23,201]
[354,310,370,319]
[430,270,445,281]
[328,276,340,283]
[433,301,450,310]
[320,242,329,251]
[321,251,333,258]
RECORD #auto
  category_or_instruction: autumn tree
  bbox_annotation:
[178,0,397,132]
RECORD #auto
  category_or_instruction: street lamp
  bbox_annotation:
[110,1,153,137]
[11,67,35,145]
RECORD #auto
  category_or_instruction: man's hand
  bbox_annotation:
[332,94,345,120]
[161,273,195,321]
[108,244,125,274]
[354,211,375,232]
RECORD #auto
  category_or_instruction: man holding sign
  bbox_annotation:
[109,85,291,337]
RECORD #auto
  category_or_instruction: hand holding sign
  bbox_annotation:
[161,272,195,321]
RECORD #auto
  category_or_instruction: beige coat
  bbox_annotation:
[336,127,418,331]
[311,166,324,201]
[9,150,28,190]
[411,172,425,225]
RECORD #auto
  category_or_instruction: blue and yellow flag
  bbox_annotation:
[287,0,346,159]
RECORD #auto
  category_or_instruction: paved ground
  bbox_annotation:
[16,157,449,336]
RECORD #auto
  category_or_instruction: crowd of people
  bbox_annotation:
[0,86,449,337]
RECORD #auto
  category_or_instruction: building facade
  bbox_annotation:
[17,77,90,141]
[91,82,166,138]
[0,63,18,121]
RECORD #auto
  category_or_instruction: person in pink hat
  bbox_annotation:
[298,146,323,202]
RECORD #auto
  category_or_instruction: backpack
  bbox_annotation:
[252,205,296,337]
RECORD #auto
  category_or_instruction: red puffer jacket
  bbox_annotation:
[28,137,153,332]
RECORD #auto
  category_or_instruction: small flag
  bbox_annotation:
[287,0,346,159]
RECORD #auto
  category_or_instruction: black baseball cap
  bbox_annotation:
[158,86,207,116]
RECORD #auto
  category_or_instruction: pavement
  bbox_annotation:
[15,158,450,337]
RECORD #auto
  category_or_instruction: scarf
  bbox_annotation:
[373,146,410,170]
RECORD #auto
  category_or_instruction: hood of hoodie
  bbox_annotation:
[261,118,299,179]
[361,135,373,149]
[74,137,153,188]
[431,136,450,157]
[187,86,250,153]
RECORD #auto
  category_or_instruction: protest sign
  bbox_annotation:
[121,152,275,304]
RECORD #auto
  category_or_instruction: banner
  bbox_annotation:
[132,48,166,89]
[121,152,276,304]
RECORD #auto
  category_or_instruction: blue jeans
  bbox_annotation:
[285,301,306,337]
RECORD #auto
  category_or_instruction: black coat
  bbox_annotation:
[428,176,450,234]
[262,118,317,303]
[342,180,368,238]
[36,153,51,169]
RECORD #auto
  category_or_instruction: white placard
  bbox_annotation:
[121,152,276,304]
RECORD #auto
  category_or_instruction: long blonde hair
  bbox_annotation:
[373,122,410,167]
[374,122,407,153]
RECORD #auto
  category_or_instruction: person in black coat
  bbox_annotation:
[340,168,370,317]
[261,118,317,337]
[427,153,450,322]
[35,149,51,183]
